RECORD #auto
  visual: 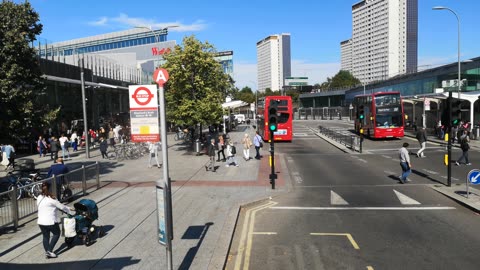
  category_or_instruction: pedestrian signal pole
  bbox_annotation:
[268,100,278,189]
[447,91,452,187]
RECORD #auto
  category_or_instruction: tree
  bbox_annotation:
[237,86,255,104]
[161,35,231,128]
[329,70,361,89]
[0,1,58,143]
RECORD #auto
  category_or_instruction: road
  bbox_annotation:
[228,120,480,270]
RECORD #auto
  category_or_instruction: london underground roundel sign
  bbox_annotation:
[131,86,154,106]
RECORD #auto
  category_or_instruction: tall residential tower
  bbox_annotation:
[341,0,418,84]
[256,33,291,92]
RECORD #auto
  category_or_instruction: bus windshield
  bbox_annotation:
[376,114,403,128]
[375,94,401,107]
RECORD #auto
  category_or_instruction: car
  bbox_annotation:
[234,114,246,124]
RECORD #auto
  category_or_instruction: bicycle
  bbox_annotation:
[5,172,32,200]
[174,127,186,141]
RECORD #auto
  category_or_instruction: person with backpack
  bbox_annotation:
[225,140,239,167]
[455,130,471,166]
[415,127,427,158]
[253,130,263,160]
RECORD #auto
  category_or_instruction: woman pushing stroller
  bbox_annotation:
[37,181,74,258]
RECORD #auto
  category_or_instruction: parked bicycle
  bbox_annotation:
[4,172,33,200]
[174,127,186,141]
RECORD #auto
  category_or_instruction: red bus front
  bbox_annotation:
[258,96,293,142]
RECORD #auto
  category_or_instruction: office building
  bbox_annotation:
[340,39,353,72]
[256,33,291,92]
[341,0,418,84]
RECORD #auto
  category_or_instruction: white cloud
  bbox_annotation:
[87,14,206,32]
[88,17,108,26]
[234,60,340,90]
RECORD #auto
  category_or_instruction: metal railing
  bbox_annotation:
[318,126,362,152]
[0,162,101,232]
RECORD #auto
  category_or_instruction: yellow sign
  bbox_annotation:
[444,154,448,166]
[445,133,449,142]
[360,129,364,134]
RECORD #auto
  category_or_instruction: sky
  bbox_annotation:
[21,0,480,90]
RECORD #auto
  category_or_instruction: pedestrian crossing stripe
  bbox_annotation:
[393,190,421,205]
[331,191,349,205]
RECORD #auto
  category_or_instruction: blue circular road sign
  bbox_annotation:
[467,169,480,185]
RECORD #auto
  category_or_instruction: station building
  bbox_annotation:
[35,28,233,134]
[299,57,480,128]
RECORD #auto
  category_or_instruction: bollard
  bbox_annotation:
[10,186,19,231]
[82,165,87,196]
[96,161,100,189]
[52,175,58,199]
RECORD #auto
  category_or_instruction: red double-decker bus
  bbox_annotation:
[353,91,404,138]
[257,95,293,142]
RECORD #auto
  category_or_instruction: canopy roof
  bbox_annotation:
[222,100,248,109]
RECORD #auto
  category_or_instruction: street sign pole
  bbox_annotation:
[154,68,173,270]
[447,91,452,187]
[269,130,276,189]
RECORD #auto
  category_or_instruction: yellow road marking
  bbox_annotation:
[233,201,277,270]
[310,233,360,250]
[367,266,374,270]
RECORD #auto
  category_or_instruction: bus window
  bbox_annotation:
[376,114,403,128]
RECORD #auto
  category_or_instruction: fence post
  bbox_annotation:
[52,175,57,200]
[96,161,100,189]
[82,165,87,196]
[10,187,19,231]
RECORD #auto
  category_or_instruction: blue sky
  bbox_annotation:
[24,0,480,90]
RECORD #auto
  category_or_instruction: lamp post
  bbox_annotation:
[433,6,461,99]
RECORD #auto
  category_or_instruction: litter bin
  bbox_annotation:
[194,139,202,155]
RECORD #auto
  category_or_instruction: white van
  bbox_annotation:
[234,114,246,124]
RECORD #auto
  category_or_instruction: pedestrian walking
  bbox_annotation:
[70,131,78,152]
[99,137,108,159]
[38,136,47,157]
[217,134,226,162]
[108,127,115,148]
[2,144,15,170]
[415,127,427,158]
[148,141,162,168]
[49,137,60,161]
[37,181,74,259]
[206,139,216,172]
[47,158,69,199]
[456,130,471,166]
[241,133,253,161]
[225,140,239,167]
[59,134,70,160]
[253,130,263,160]
[398,142,412,184]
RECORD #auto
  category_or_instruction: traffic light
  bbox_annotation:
[268,100,278,132]
[358,105,365,120]
[451,100,462,126]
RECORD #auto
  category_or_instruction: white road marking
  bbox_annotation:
[270,206,455,210]
[292,172,303,184]
[393,189,421,205]
[422,169,438,175]
[293,133,308,136]
[381,155,392,159]
[331,191,349,205]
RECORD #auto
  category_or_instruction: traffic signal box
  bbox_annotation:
[358,105,365,120]
[268,100,278,132]
[451,100,462,126]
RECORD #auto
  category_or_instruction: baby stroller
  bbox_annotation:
[64,199,104,247]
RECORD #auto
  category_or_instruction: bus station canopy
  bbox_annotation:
[222,100,248,109]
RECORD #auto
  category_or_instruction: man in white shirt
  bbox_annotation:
[58,134,70,160]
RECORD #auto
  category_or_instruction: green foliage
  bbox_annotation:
[318,70,360,91]
[0,1,57,142]
[236,86,255,104]
[162,36,231,127]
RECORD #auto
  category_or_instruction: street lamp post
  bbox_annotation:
[433,6,461,99]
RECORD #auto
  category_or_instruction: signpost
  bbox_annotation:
[466,169,480,198]
[128,85,160,142]
[153,68,174,270]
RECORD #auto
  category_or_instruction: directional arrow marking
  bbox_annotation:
[394,190,421,205]
[331,191,349,205]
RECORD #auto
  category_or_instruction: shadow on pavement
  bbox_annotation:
[178,222,214,270]
[0,257,141,270]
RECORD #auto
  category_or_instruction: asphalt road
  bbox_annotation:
[229,120,480,270]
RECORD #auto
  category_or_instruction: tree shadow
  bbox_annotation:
[0,257,140,270]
